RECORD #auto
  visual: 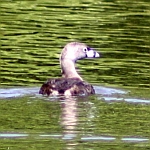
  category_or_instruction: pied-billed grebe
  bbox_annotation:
[39,42,100,96]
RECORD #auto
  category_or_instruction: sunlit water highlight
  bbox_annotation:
[0,133,149,144]
[0,86,149,104]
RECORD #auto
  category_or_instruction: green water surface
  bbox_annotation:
[0,0,150,149]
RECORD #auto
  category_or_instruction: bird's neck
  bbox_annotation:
[60,59,83,81]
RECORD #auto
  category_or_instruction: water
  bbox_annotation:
[0,0,150,149]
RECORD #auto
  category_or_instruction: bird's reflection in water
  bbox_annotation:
[59,96,96,149]
[60,96,78,149]
[61,97,78,135]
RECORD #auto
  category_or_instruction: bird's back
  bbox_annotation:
[39,78,95,96]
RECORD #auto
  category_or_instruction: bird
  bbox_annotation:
[39,42,100,96]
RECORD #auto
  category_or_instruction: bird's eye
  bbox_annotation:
[83,47,88,52]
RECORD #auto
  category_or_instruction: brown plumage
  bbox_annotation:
[39,78,95,96]
[39,42,100,96]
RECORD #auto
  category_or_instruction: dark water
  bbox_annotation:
[0,0,150,149]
